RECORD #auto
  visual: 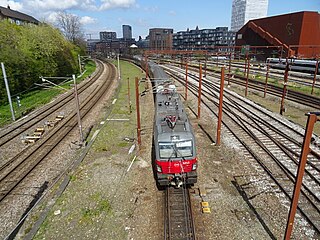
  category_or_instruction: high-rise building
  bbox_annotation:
[231,0,268,31]
[122,25,132,40]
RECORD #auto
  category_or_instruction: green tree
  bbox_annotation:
[0,20,80,104]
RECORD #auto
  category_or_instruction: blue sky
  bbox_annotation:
[1,0,319,39]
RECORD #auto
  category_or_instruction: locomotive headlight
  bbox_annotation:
[192,163,197,171]
[156,165,162,173]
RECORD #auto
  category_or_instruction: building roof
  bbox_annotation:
[0,6,39,24]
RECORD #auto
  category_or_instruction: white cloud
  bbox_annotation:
[99,0,135,11]
[0,0,136,30]
[0,0,23,10]
[1,0,136,15]
[80,16,97,25]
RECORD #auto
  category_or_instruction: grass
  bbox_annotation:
[32,60,144,239]
[0,60,96,127]
[80,192,111,223]
[92,60,144,154]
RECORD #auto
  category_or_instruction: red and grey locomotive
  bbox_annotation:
[151,64,197,188]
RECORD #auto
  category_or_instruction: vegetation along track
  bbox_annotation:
[162,61,320,109]
[0,59,104,148]
[0,60,117,202]
[0,60,104,176]
[164,65,320,236]
[164,186,196,240]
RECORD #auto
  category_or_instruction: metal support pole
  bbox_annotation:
[280,59,290,115]
[311,60,319,95]
[135,77,141,146]
[228,53,232,86]
[204,55,207,77]
[284,112,319,240]
[264,64,270,98]
[245,57,250,97]
[216,67,225,145]
[197,64,203,119]
[117,54,121,80]
[244,56,247,77]
[145,55,148,80]
[185,63,188,100]
[72,74,84,144]
[78,54,82,74]
[128,77,131,113]
[1,62,15,121]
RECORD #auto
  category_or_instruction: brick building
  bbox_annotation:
[149,28,173,50]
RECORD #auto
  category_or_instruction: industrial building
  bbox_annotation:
[231,0,269,31]
[236,11,320,59]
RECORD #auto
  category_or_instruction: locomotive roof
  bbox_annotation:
[154,80,191,136]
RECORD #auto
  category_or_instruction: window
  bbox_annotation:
[159,141,193,159]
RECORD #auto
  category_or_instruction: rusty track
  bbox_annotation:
[164,186,196,240]
[162,61,320,109]
[166,66,320,236]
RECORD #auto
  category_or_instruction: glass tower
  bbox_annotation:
[231,0,269,31]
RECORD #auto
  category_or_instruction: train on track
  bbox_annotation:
[266,58,320,74]
[148,62,198,189]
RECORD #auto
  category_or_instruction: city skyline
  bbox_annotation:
[0,0,318,39]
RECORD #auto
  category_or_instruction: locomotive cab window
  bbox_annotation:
[159,140,193,159]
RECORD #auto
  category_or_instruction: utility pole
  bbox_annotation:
[284,112,320,239]
[216,67,225,145]
[78,54,82,74]
[1,62,15,121]
[197,64,203,119]
[245,57,250,97]
[117,53,121,80]
[185,63,188,100]
[280,59,290,115]
[135,77,141,146]
[73,74,84,144]
[311,59,319,95]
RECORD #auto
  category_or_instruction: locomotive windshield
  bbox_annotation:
[159,140,193,159]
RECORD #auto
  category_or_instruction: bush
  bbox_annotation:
[0,21,80,105]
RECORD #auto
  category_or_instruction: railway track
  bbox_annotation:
[161,58,320,88]
[161,61,320,109]
[0,60,105,176]
[0,59,103,148]
[164,65,320,236]
[0,61,117,202]
[164,186,196,240]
